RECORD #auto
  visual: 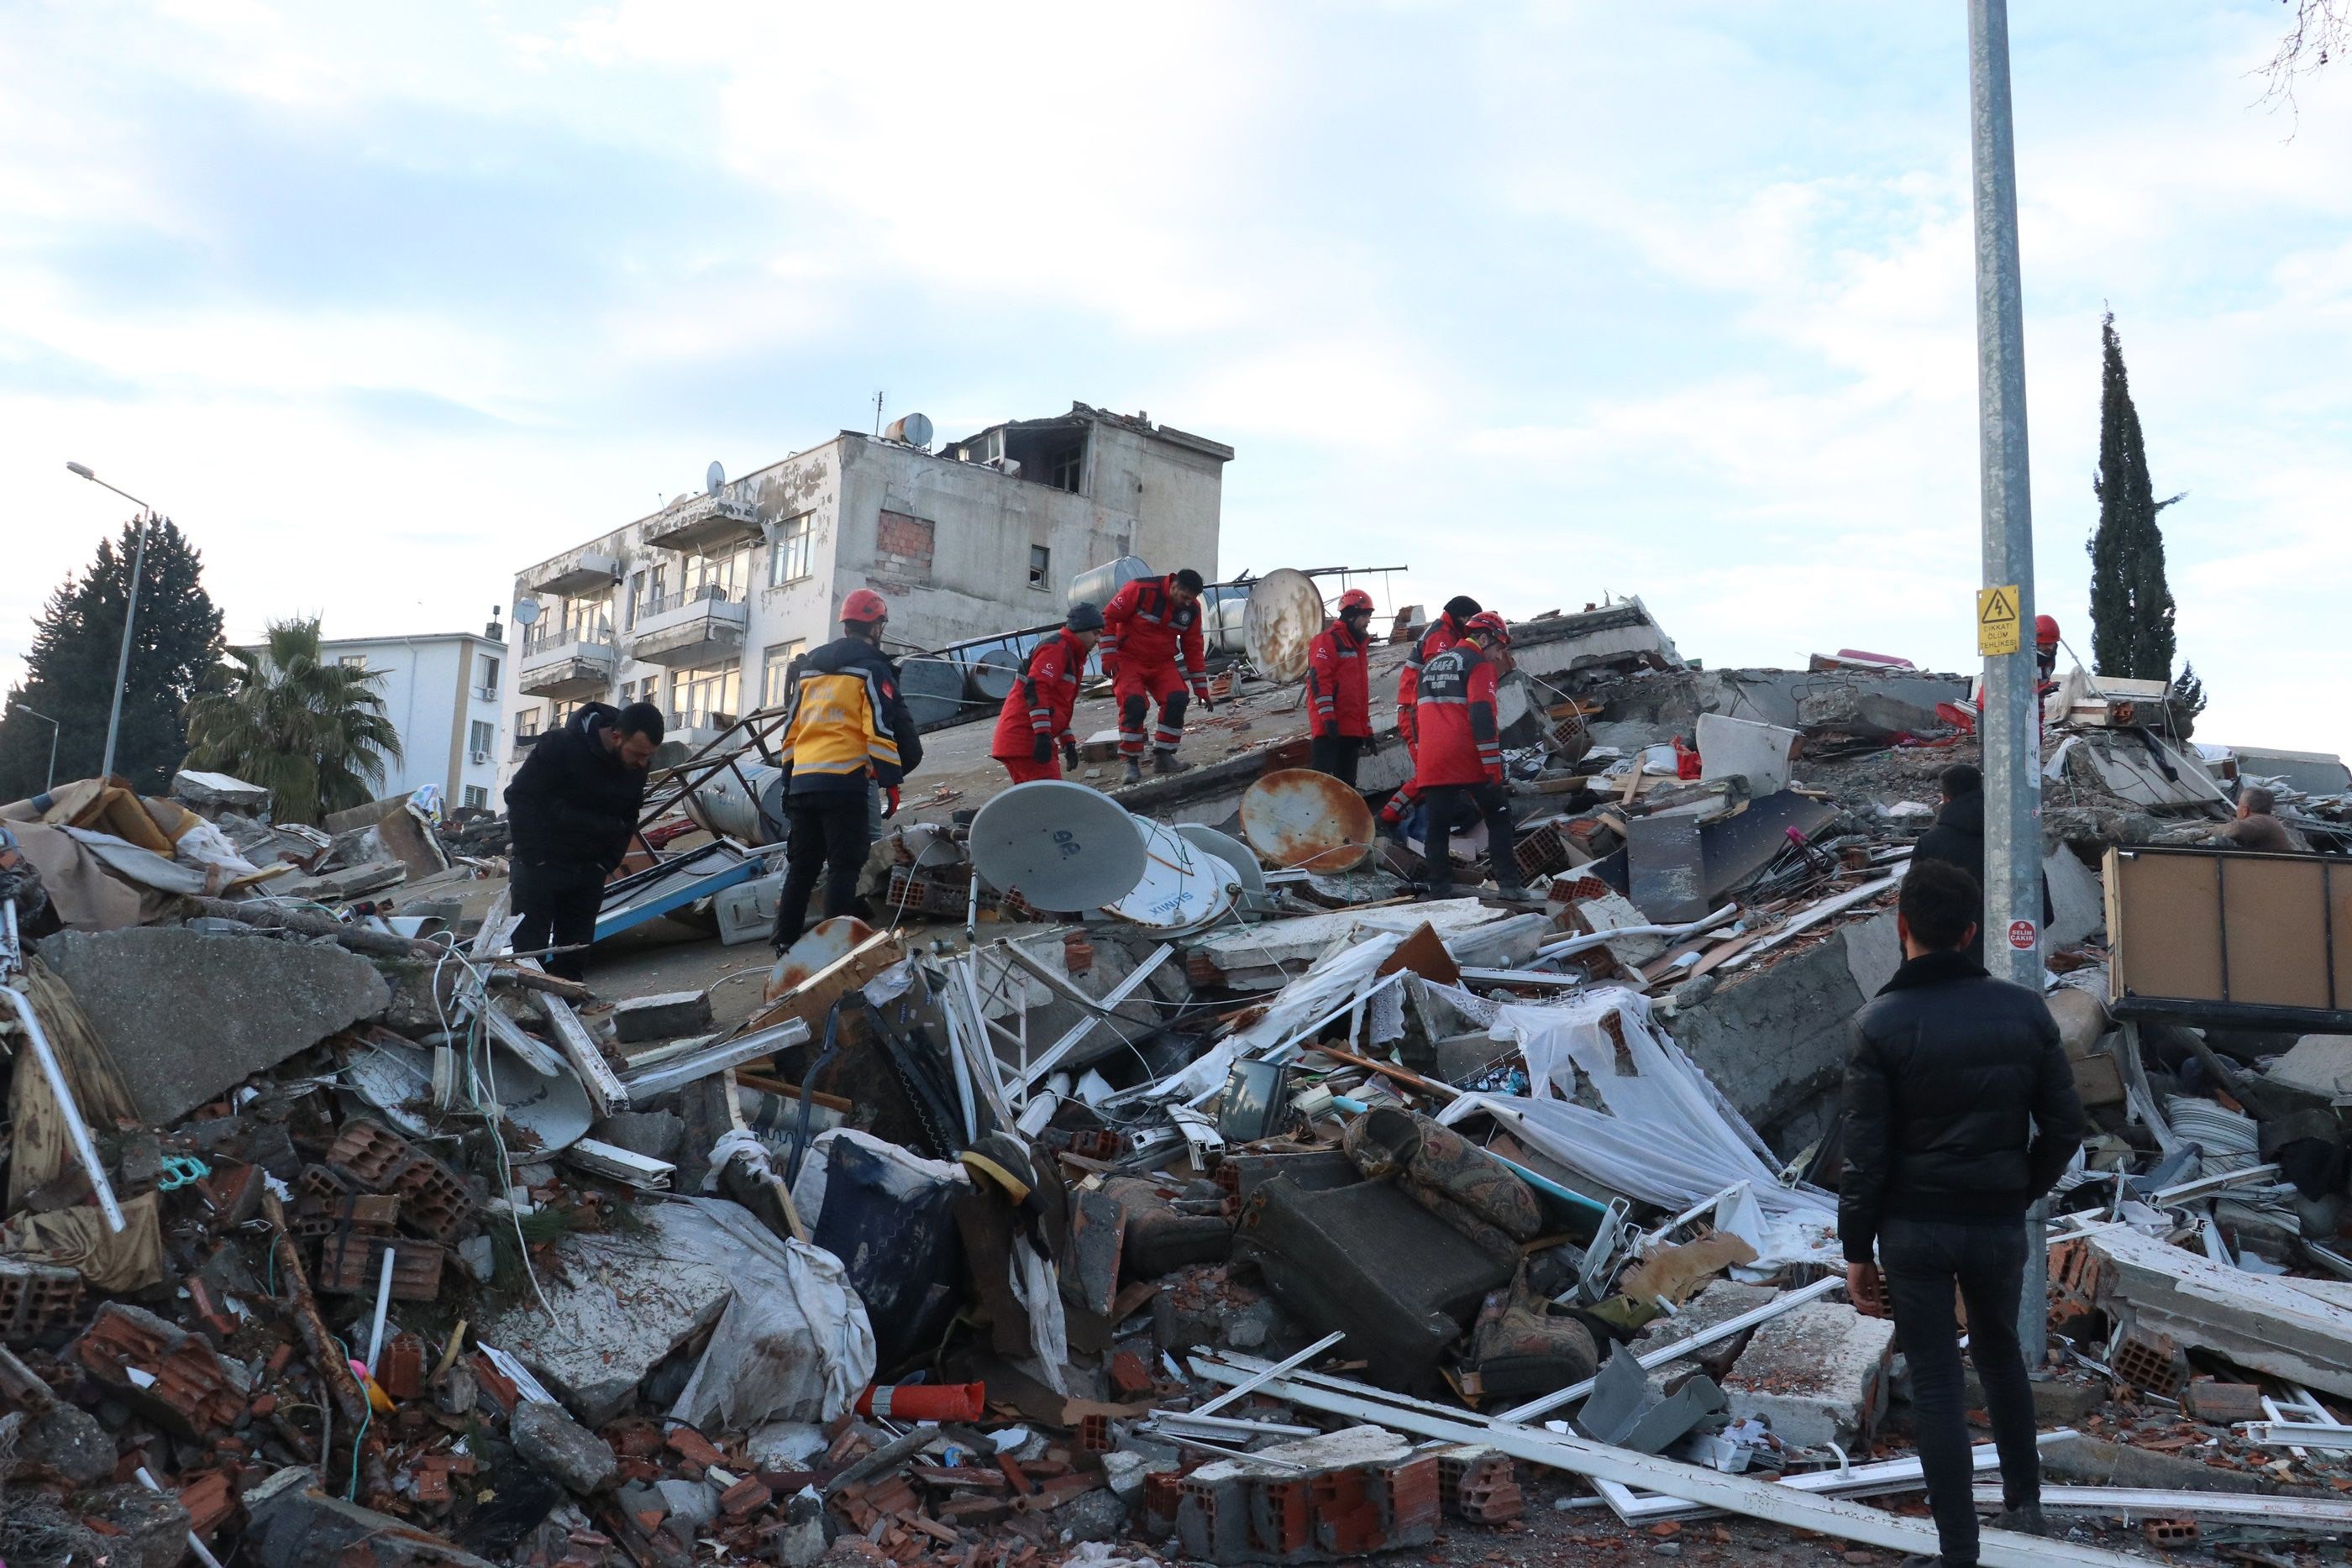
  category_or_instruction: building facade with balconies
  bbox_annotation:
[502,402,1231,786]
[244,626,512,811]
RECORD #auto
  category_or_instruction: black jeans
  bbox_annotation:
[512,861,605,983]
[774,794,872,950]
[1420,783,1517,891]
[1309,734,1364,789]
[1881,1214,2040,1566]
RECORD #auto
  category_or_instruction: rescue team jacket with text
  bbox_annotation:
[1410,642,1503,787]
[992,629,1089,758]
[777,635,924,798]
[1100,575,1206,683]
[1306,619,1372,739]
[1395,612,1467,712]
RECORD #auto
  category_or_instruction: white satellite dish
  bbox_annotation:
[1105,820,1233,931]
[706,460,725,496]
[513,597,543,627]
[969,781,1147,910]
[1173,822,1264,899]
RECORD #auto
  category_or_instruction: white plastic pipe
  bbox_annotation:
[1,983,127,1233]
[1535,904,1739,962]
[365,1246,397,1375]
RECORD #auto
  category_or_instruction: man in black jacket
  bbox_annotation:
[504,700,663,983]
[1912,763,2051,962]
[1840,859,2083,1567]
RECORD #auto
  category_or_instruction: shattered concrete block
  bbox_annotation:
[16,1400,116,1486]
[1793,687,1947,740]
[1721,1298,1895,1450]
[39,927,391,1125]
[1100,1450,1152,1503]
[591,1109,685,1162]
[510,1399,619,1494]
[81,1481,193,1568]
[655,1476,721,1533]
[612,989,715,1043]
[1177,1425,1440,1565]
[71,1301,253,1439]
[1623,1280,1782,1388]
[244,1466,500,1566]
[172,768,275,815]
[1570,891,1667,967]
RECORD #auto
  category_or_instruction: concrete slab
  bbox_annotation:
[2271,1036,2352,1099]
[2045,848,2105,946]
[1623,1280,1782,1390]
[39,926,391,1125]
[1697,714,1798,797]
[1721,1298,1896,1450]
[611,989,715,1043]
[1670,926,1873,1151]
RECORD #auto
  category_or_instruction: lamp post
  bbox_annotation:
[9,705,60,794]
[64,463,159,784]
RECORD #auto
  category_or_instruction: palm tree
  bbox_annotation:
[184,618,403,825]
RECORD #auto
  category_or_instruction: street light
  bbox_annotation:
[64,462,159,784]
[8,705,60,794]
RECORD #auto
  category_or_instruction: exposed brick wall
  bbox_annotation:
[874,511,935,582]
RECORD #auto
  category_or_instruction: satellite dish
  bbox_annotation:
[513,597,543,627]
[1243,568,1326,684]
[969,781,1146,910]
[1105,818,1233,931]
[1240,768,1376,872]
[706,460,725,496]
[1173,822,1264,899]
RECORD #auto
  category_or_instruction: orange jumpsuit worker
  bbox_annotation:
[990,603,1103,784]
[1397,595,1483,758]
[1307,588,1378,789]
[1100,568,1211,785]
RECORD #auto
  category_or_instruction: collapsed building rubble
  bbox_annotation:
[3,592,2350,1568]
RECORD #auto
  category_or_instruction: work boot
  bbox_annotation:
[1152,751,1189,776]
[1417,878,1456,901]
[1492,879,1532,904]
[1121,758,1143,785]
[1993,1504,2046,1537]
[1470,1264,1599,1398]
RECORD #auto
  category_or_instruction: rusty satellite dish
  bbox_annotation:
[1242,568,1326,684]
[969,780,1147,911]
[1239,768,1376,873]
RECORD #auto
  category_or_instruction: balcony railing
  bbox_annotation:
[523,620,613,656]
[633,585,742,621]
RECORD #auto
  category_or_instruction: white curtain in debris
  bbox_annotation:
[1010,1236,1071,1395]
[1437,987,1839,1268]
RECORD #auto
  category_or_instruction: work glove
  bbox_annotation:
[885,784,901,819]
[1100,653,1121,680]
[1059,734,1080,769]
[1193,682,1215,713]
[1032,732,1054,763]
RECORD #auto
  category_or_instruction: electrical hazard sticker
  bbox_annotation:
[1977,585,2022,657]
[2008,919,2038,952]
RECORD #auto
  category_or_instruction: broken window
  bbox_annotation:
[998,422,1089,494]
[1029,545,1052,590]
[770,513,814,585]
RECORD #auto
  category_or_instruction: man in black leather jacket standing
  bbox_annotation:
[1839,859,2083,1567]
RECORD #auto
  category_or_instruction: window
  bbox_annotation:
[517,707,543,740]
[338,653,367,670]
[762,641,806,708]
[469,720,495,755]
[770,513,814,585]
[477,654,501,693]
[549,699,581,731]
[1028,545,1052,590]
[629,565,669,625]
[667,661,742,731]
[681,543,751,605]
[463,784,489,810]
[636,675,659,705]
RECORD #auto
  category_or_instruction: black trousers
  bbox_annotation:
[1309,734,1364,789]
[774,794,872,950]
[1881,1214,2040,1566]
[1420,783,1517,892]
[512,862,604,983]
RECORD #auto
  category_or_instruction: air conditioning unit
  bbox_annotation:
[475,685,500,701]
[470,750,492,764]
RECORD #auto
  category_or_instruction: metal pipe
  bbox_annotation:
[0,982,129,1233]
[11,705,60,793]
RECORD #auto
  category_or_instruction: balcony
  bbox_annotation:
[627,587,748,667]
[528,548,622,598]
[517,624,618,698]
[644,494,761,555]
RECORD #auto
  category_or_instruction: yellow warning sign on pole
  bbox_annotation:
[1977,584,2022,657]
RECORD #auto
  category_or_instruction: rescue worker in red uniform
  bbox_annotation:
[2034,614,2062,683]
[990,603,1103,784]
[1404,611,1523,900]
[1307,588,1378,788]
[1397,595,1483,758]
[1101,568,1211,784]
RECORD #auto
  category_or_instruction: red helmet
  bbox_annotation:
[841,589,890,625]
[1337,588,1375,615]
[1465,611,1510,645]
[2034,614,2060,648]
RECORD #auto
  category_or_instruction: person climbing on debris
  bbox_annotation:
[1101,567,1212,785]
[770,589,922,952]
[1306,587,1378,789]
[990,602,1102,784]
[502,700,664,983]
[1404,611,1525,901]
[1839,858,2083,1568]
[1396,595,1481,759]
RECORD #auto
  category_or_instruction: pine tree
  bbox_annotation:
[0,518,223,800]
[2086,312,2183,683]
[2170,662,2209,741]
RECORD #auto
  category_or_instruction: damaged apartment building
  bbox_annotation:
[502,404,1233,776]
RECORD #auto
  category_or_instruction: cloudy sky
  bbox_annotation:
[5,2,2348,753]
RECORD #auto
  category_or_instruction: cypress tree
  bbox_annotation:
[0,518,224,800]
[2086,312,2182,683]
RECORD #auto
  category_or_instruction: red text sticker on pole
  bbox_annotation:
[2007,920,2038,952]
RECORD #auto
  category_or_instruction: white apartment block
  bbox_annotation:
[503,403,1231,784]
[264,627,512,812]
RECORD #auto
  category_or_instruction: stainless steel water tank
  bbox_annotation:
[969,645,1022,704]
[683,763,788,845]
[1068,554,1151,614]
[899,656,971,727]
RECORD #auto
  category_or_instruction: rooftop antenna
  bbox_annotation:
[874,391,885,436]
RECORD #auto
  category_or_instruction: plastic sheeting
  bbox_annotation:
[1150,931,1407,1106]
[1436,987,1839,1269]
[1010,1235,1070,1395]
[665,1198,877,1430]
[788,1126,968,1230]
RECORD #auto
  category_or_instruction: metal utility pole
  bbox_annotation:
[1966,0,2050,1364]
[12,706,60,794]
[65,464,159,784]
